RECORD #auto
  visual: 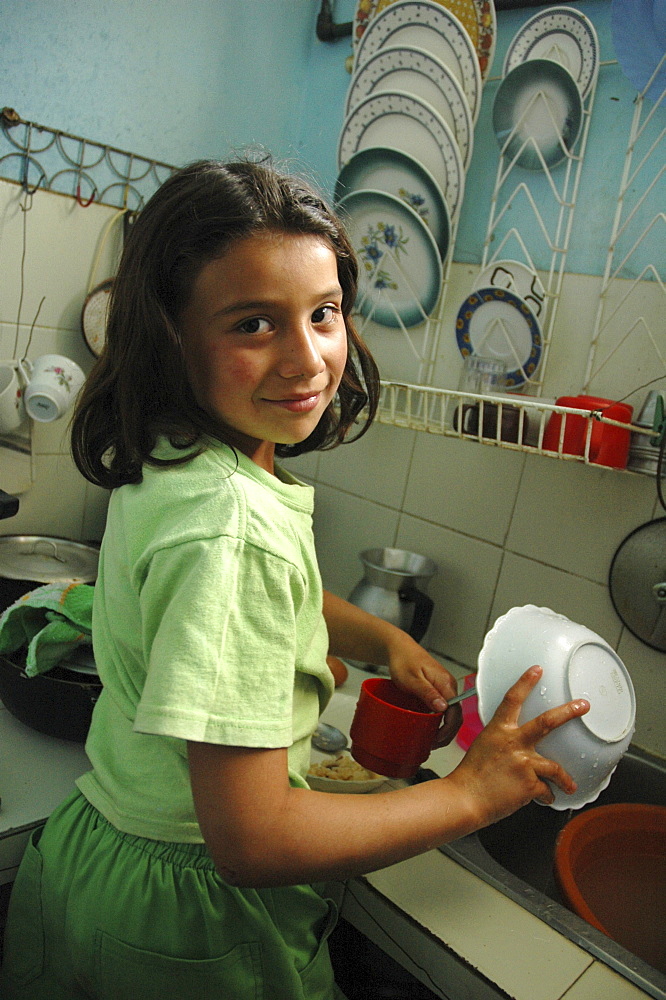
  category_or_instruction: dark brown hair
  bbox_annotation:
[71,158,380,488]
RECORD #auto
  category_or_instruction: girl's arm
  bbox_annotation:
[188,665,589,888]
[322,589,462,744]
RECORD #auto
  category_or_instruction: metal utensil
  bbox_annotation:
[312,722,349,753]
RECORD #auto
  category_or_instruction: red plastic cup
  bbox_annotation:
[349,677,443,779]
[542,396,634,469]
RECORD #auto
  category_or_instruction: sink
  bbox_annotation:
[439,746,666,1000]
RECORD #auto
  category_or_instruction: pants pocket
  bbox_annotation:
[96,931,263,1000]
[299,897,339,1000]
[1,830,45,986]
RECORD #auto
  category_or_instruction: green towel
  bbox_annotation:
[0,581,94,677]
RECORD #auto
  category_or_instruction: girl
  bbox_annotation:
[1,159,588,1000]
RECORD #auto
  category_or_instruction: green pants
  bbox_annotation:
[1,790,346,1000]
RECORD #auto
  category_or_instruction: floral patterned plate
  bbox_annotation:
[334,146,450,261]
[337,188,443,329]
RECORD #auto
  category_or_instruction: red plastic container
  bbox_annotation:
[542,395,634,469]
[350,677,443,779]
[555,803,666,973]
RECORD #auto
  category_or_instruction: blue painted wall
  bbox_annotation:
[0,0,660,276]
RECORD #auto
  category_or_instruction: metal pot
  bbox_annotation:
[0,535,99,612]
[0,652,101,742]
[0,535,100,740]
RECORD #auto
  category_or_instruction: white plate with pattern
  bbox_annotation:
[338,90,465,220]
[334,145,451,261]
[473,259,546,320]
[354,0,482,122]
[503,5,599,100]
[353,0,497,82]
[345,45,474,169]
[338,188,443,329]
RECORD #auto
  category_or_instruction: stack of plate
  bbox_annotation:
[335,0,496,329]
[492,5,599,171]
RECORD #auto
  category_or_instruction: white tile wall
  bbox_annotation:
[0,180,112,539]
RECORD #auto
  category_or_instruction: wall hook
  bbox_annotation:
[316,0,352,41]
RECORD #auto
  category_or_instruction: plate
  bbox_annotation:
[354,0,482,122]
[81,278,113,356]
[334,146,451,261]
[338,188,443,329]
[503,5,599,99]
[353,0,496,81]
[455,286,542,387]
[473,259,545,319]
[492,58,584,170]
[345,45,474,169]
[338,91,465,220]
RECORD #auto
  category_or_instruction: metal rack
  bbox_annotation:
[0,108,175,210]
[583,54,666,397]
[359,53,665,470]
[375,379,656,467]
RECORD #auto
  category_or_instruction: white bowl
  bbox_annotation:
[307,752,388,794]
[477,605,636,810]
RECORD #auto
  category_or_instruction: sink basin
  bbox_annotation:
[439,746,666,1000]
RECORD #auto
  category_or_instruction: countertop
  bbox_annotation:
[0,666,652,1000]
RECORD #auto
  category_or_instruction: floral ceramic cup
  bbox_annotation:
[23,355,85,423]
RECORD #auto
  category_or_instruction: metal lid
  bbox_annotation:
[0,535,98,582]
[609,519,666,652]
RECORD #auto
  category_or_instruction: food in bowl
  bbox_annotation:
[307,752,386,793]
[477,605,636,810]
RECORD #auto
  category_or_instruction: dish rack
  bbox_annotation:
[375,380,658,468]
[358,50,665,472]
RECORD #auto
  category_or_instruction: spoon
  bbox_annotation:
[312,722,349,753]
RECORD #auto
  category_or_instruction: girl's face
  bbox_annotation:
[180,232,348,473]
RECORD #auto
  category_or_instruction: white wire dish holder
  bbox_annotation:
[583,52,665,400]
[375,380,659,470]
[472,56,598,394]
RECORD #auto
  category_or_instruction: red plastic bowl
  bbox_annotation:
[555,803,666,972]
[543,396,634,469]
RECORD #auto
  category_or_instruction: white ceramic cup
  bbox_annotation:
[0,360,31,434]
[23,354,85,423]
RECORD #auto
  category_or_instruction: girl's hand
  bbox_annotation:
[386,635,463,747]
[448,665,590,827]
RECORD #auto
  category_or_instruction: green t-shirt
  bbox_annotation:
[76,439,333,842]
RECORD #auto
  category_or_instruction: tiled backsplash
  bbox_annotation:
[1,178,664,760]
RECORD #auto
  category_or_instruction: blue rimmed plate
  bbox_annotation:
[334,146,451,262]
[338,188,443,329]
[492,58,584,170]
[455,286,542,387]
[345,45,474,169]
[503,5,599,100]
[473,259,546,319]
[338,90,465,220]
[354,0,482,122]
